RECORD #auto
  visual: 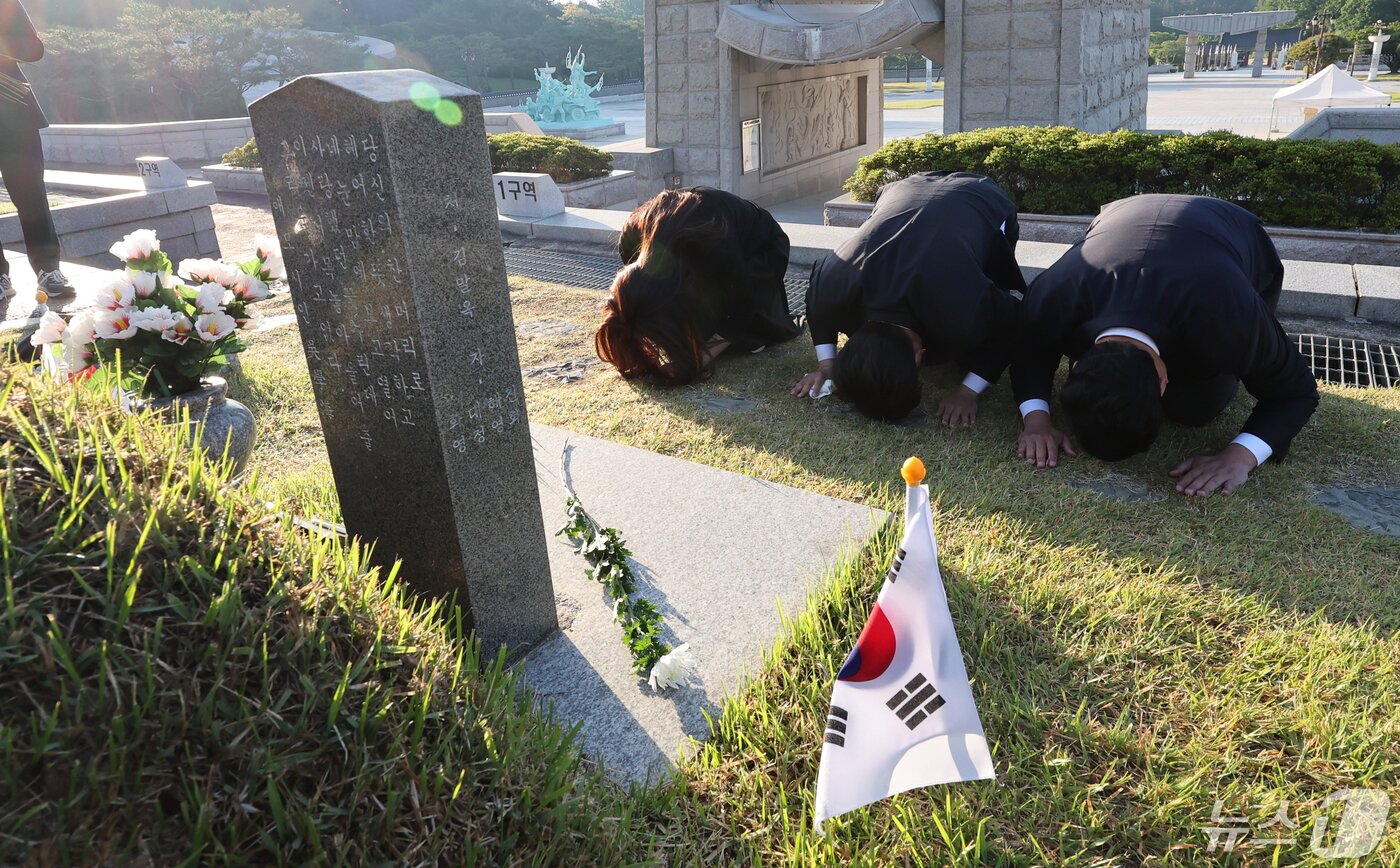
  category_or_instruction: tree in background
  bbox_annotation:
[1287,31,1356,70]
[1149,31,1191,66]
[1257,0,1400,31]
[27,3,367,122]
[26,0,647,118]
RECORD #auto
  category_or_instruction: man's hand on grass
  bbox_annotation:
[937,385,979,429]
[1017,409,1075,468]
[1170,442,1258,496]
[790,360,835,398]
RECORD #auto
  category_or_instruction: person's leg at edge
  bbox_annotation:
[0,127,68,295]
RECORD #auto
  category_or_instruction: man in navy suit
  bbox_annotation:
[1011,194,1319,497]
[1,0,71,301]
[794,172,1025,426]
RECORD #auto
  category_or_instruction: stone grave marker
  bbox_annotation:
[492,171,566,218]
[136,156,186,190]
[249,70,557,657]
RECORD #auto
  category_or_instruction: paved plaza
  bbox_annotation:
[581,67,1400,147]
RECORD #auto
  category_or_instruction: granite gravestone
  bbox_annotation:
[249,70,557,657]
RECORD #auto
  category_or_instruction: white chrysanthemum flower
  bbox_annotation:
[193,281,229,314]
[108,228,160,261]
[162,314,194,345]
[130,305,180,332]
[127,269,159,299]
[647,643,696,692]
[158,271,185,291]
[195,311,237,342]
[97,271,136,312]
[94,308,139,340]
[229,273,270,302]
[254,233,286,281]
[32,310,67,345]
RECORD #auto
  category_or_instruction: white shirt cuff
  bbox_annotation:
[1231,433,1273,466]
[815,343,837,363]
[961,372,991,395]
[1019,399,1051,418]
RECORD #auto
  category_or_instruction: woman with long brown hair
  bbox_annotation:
[595,187,801,386]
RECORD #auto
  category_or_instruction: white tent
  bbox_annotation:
[1272,64,1392,109]
[1269,65,1392,135]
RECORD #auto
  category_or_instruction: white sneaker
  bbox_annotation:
[36,269,74,297]
[0,274,13,300]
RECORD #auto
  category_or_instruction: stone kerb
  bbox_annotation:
[202,164,268,195]
[41,117,256,167]
[0,177,218,263]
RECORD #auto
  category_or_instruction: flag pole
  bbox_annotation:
[901,456,925,527]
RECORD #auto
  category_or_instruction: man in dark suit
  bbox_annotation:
[1,0,71,301]
[792,172,1025,425]
[1011,194,1319,497]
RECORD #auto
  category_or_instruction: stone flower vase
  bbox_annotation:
[145,376,256,479]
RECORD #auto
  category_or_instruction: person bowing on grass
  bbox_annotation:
[791,172,1025,426]
[595,187,801,386]
[1011,194,1319,496]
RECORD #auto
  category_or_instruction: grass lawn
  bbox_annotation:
[885,80,945,94]
[885,98,945,110]
[229,277,1400,863]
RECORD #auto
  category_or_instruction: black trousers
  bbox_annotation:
[1162,373,1240,427]
[0,125,60,276]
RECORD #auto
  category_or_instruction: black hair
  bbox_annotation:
[833,322,920,422]
[1060,341,1163,461]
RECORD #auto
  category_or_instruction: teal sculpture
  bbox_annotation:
[522,48,609,126]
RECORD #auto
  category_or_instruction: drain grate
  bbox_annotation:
[504,245,811,316]
[503,246,621,292]
[1290,333,1400,388]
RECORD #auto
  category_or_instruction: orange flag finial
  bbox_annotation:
[900,456,925,486]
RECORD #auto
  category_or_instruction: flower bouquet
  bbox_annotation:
[33,230,286,397]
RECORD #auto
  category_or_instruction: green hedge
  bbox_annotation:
[487,132,613,184]
[220,133,614,185]
[0,368,660,864]
[222,137,260,168]
[846,127,1400,232]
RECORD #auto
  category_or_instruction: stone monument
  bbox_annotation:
[1368,27,1391,82]
[521,48,627,140]
[649,0,1153,206]
[248,70,558,658]
[1163,11,1296,79]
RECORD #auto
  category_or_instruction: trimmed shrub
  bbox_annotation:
[0,369,661,864]
[845,126,1400,232]
[488,132,613,184]
[222,137,260,168]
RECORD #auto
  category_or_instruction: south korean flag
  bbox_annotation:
[814,457,995,832]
